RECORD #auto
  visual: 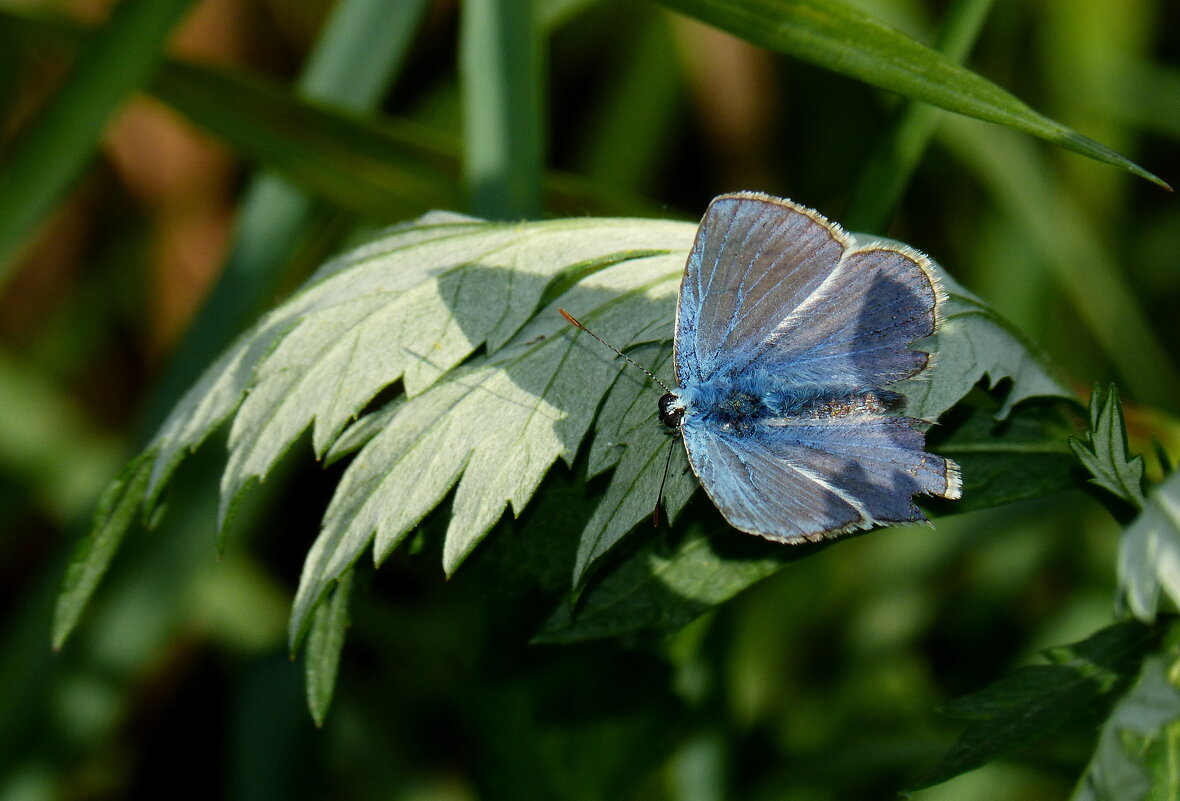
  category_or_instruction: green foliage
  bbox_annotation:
[909,619,1170,792]
[1070,384,1149,510]
[53,214,1068,658]
[2,0,1178,798]
[1074,631,1180,801]
[1119,470,1180,623]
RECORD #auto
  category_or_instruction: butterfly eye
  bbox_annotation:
[658,393,684,429]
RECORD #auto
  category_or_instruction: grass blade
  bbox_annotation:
[655,0,1168,189]
[0,0,196,285]
[461,0,546,219]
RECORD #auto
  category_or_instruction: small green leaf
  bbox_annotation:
[1119,471,1180,623]
[52,451,155,650]
[1070,384,1148,510]
[909,619,1168,792]
[305,568,353,727]
[654,0,1167,188]
[1073,634,1180,801]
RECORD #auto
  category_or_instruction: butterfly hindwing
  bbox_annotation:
[680,409,959,543]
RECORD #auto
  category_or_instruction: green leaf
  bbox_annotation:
[1119,471,1180,623]
[305,568,353,727]
[62,211,1076,653]
[895,268,1074,422]
[1070,384,1148,510]
[653,0,1167,188]
[282,217,692,644]
[930,392,1080,514]
[909,619,1168,792]
[843,0,995,233]
[52,452,155,649]
[1073,633,1180,801]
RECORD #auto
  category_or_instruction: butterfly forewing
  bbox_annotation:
[674,193,847,387]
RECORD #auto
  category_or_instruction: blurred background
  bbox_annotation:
[0,0,1177,798]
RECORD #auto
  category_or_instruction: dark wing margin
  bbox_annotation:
[674,193,849,387]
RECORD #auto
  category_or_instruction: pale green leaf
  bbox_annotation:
[305,568,353,727]
[1073,641,1180,801]
[1120,471,1180,623]
[288,243,687,644]
[63,210,1078,653]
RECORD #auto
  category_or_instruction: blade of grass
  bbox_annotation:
[0,0,196,287]
[460,0,546,219]
[939,116,1180,411]
[843,0,994,232]
[653,0,1169,189]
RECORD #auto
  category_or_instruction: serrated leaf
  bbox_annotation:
[52,451,155,649]
[894,269,1073,421]
[930,392,1079,514]
[654,0,1167,188]
[1073,635,1180,801]
[1119,471,1180,623]
[305,567,353,727]
[286,239,691,645]
[909,620,1167,792]
[573,344,696,587]
[67,210,1078,655]
[1070,384,1148,510]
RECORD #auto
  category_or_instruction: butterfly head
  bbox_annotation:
[658,392,685,430]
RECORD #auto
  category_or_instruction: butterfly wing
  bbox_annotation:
[675,192,942,392]
[674,192,850,387]
[672,192,959,540]
[680,411,960,543]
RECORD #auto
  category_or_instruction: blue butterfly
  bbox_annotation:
[657,192,961,543]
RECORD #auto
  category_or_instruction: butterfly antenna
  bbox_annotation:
[651,435,677,527]
[558,308,671,393]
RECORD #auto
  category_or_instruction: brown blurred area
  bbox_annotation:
[0,0,330,426]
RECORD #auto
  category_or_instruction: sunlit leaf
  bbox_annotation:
[57,211,1077,652]
[1119,471,1180,623]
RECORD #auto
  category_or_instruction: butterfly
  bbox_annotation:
[652,191,961,542]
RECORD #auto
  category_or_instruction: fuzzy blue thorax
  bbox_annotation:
[661,372,899,437]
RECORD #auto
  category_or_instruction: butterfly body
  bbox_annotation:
[665,192,961,543]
